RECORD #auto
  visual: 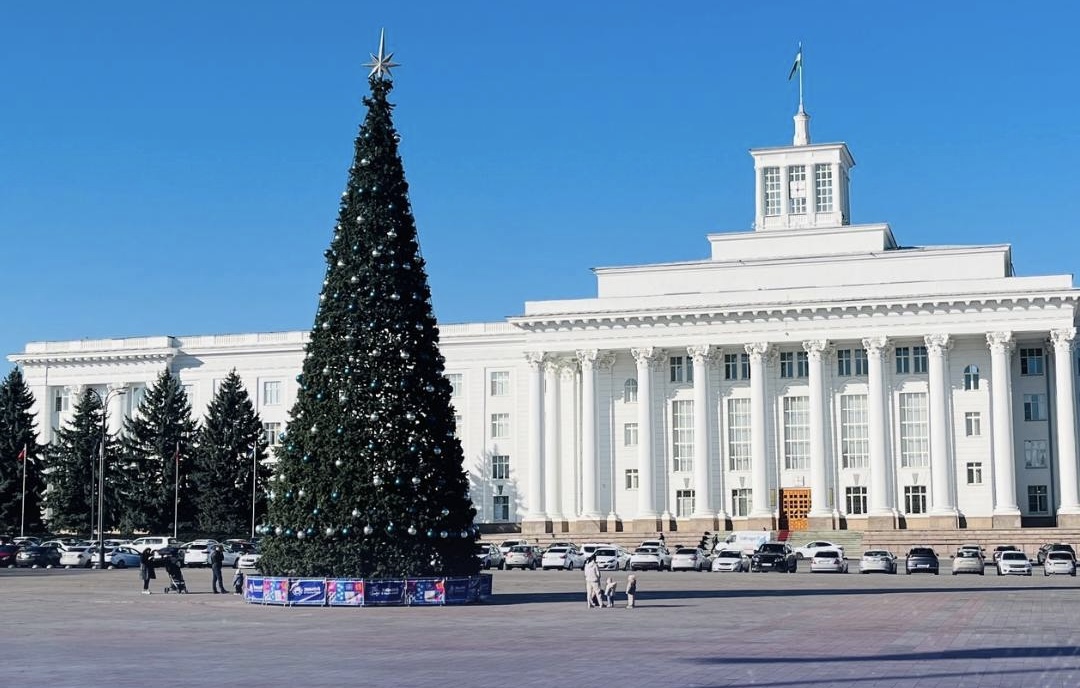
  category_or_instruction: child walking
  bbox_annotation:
[603,577,617,608]
[625,574,637,609]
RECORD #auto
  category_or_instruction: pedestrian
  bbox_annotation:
[210,544,227,594]
[711,532,719,551]
[232,568,244,595]
[583,555,602,608]
[138,548,156,595]
[658,531,666,547]
[626,574,637,609]
[603,577,617,608]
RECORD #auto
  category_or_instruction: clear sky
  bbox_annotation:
[3,2,1078,374]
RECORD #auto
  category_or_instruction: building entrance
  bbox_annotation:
[779,488,811,531]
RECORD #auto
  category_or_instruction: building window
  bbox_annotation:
[840,394,869,469]
[263,422,281,446]
[845,486,867,515]
[623,379,638,403]
[895,347,910,375]
[182,384,195,404]
[779,351,808,379]
[491,454,510,480]
[54,390,69,414]
[963,365,980,390]
[724,354,740,380]
[624,423,639,447]
[788,165,807,215]
[672,400,694,472]
[904,486,927,515]
[783,396,810,470]
[625,469,639,490]
[1025,439,1049,468]
[446,373,463,397]
[127,385,145,416]
[1020,348,1044,376]
[763,166,781,216]
[1023,394,1047,421]
[490,413,510,439]
[727,398,752,471]
[837,349,851,377]
[899,392,929,467]
[1028,485,1049,514]
[796,351,809,377]
[741,353,750,380]
[964,412,982,437]
[731,488,751,517]
[489,371,509,397]
[814,163,833,213]
[913,346,928,374]
[262,380,281,406]
[854,349,868,375]
[453,414,462,438]
[492,495,510,521]
[669,356,693,383]
[966,462,983,485]
[676,489,696,518]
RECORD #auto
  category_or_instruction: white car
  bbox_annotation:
[182,539,220,567]
[541,546,584,570]
[794,540,845,561]
[498,539,530,555]
[629,546,671,571]
[1043,551,1076,576]
[130,536,179,554]
[593,546,631,571]
[580,543,609,559]
[996,551,1032,576]
[711,550,748,572]
[859,550,898,574]
[59,546,94,568]
[237,552,262,569]
[810,550,848,573]
[476,543,505,570]
[670,547,710,571]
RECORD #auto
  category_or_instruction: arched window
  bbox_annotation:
[964,365,980,391]
[624,379,638,403]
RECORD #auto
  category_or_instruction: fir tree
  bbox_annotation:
[259,41,478,578]
[0,369,43,533]
[189,370,269,537]
[118,368,197,534]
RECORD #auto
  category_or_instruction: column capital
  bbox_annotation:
[861,336,890,356]
[687,344,719,365]
[576,349,599,369]
[542,358,562,376]
[1051,328,1077,351]
[524,351,547,369]
[559,360,578,381]
[65,384,85,398]
[802,339,832,359]
[924,333,952,355]
[986,331,1016,355]
[744,342,771,361]
[631,347,665,368]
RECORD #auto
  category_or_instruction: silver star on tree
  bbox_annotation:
[365,29,400,79]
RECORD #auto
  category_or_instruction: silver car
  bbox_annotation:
[711,550,747,572]
[951,550,985,575]
[810,550,848,573]
[1043,551,1076,577]
[996,551,1032,576]
[859,550,898,574]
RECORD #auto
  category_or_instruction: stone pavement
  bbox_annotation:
[2,565,1079,687]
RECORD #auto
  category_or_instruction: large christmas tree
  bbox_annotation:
[258,35,478,579]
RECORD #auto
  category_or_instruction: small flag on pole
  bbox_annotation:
[16,445,26,462]
[788,45,803,81]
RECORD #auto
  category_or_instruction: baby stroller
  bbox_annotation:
[162,555,188,594]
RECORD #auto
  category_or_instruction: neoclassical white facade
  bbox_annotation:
[11,110,1080,534]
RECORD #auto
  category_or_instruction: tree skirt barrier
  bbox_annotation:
[242,574,492,607]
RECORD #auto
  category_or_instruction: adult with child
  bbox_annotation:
[583,554,602,608]
[138,548,156,595]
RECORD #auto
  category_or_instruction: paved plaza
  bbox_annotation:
[2,564,1079,687]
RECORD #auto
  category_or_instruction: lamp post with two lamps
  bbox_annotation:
[85,386,126,570]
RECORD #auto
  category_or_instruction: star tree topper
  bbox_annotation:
[365,29,400,80]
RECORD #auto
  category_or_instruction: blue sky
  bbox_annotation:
[3,2,1078,374]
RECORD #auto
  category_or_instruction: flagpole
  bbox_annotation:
[19,444,27,537]
[797,42,804,112]
[174,442,180,540]
[251,444,257,539]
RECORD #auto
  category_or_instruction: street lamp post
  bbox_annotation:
[87,387,126,570]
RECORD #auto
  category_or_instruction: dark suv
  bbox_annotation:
[905,547,939,575]
[750,542,797,573]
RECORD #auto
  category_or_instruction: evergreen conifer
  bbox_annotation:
[0,369,43,533]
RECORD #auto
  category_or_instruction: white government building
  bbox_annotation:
[11,107,1080,537]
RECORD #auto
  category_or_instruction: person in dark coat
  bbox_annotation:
[210,544,226,594]
[139,548,156,594]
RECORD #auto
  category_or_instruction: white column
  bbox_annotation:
[688,345,714,518]
[631,347,659,519]
[1051,329,1080,514]
[804,340,831,517]
[862,336,892,516]
[106,383,127,435]
[543,359,563,520]
[746,342,772,517]
[525,352,545,519]
[987,332,1020,515]
[577,350,601,518]
[925,334,956,516]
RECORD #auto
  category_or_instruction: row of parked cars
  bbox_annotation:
[0,535,262,570]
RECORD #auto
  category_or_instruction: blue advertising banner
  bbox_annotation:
[405,578,445,606]
[262,577,289,605]
[477,573,493,600]
[288,578,327,606]
[444,577,472,604]
[245,576,265,603]
[327,579,365,607]
[364,579,405,606]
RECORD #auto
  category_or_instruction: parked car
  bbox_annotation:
[59,546,94,568]
[629,546,671,571]
[108,546,143,569]
[996,550,1032,576]
[905,547,939,575]
[750,543,797,573]
[671,547,710,572]
[476,543,505,570]
[711,549,748,573]
[1037,543,1076,566]
[182,539,220,567]
[951,550,985,575]
[794,540,845,561]
[129,536,179,554]
[504,545,541,570]
[859,550,898,574]
[15,546,61,568]
[237,551,263,569]
[541,545,584,570]
[12,536,42,547]
[0,544,19,567]
[992,545,1020,563]
[593,546,631,571]
[1043,551,1077,577]
[810,550,848,573]
[498,539,530,555]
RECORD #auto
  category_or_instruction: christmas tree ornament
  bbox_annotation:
[363,525,374,536]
